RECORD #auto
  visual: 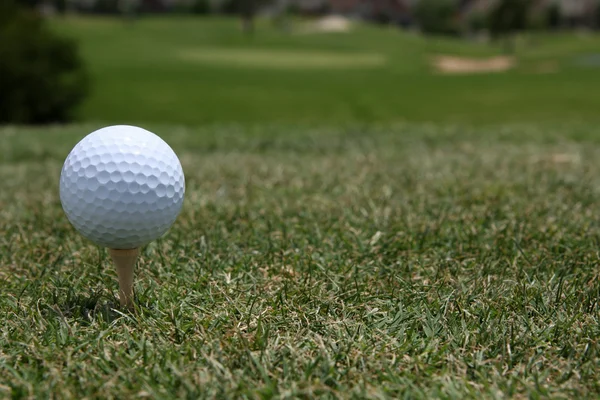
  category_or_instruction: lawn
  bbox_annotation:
[2,121,600,398]
[3,14,600,399]
[49,16,600,126]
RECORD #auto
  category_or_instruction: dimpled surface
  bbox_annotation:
[59,125,185,249]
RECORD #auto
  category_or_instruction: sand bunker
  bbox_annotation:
[296,15,352,35]
[314,15,352,32]
[432,55,515,74]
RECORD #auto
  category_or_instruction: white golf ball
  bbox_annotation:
[59,125,185,249]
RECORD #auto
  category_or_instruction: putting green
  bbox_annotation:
[178,48,386,69]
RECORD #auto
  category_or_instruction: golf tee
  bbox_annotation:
[109,248,140,310]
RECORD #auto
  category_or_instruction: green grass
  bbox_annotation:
[49,16,600,125]
[2,122,600,398]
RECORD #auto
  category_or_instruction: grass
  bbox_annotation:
[4,13,600,398]
[49,16,600,126]
[178,48,386,69]
[2,122,600,398]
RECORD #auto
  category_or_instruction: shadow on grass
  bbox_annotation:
[41,292,125,324]
[41,291,157,324]
[31,293,130,325]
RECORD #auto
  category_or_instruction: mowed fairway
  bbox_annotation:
[51,17,600,125]
[178,48,386,68]
[2,122,600,397]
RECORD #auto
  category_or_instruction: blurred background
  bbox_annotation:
[1,0,599,126]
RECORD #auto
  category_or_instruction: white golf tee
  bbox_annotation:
[109,248,140,310]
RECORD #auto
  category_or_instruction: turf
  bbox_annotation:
[2,122,600,398]
[49,16,600,125]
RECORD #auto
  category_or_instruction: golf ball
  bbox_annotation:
[59,125,185,249]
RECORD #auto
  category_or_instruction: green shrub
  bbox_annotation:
[191,0,209,14]
[92,0,119,14]
[53,0,67,13]
[0,0,89,124]
[14,0,38,8]
[546,2,561,28]
[466,11,489,33]
[219,0,237,14]
[415,0,460,36]
[489,0,530,38]
[528,10,548,31]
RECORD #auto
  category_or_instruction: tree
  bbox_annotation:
[0,0,89,124]
[415,0,461,36]
[546,2,561,29]
[489,0,531,52]
[271,0,292,33]
[239,0,256,35]
[220,0,272,35]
